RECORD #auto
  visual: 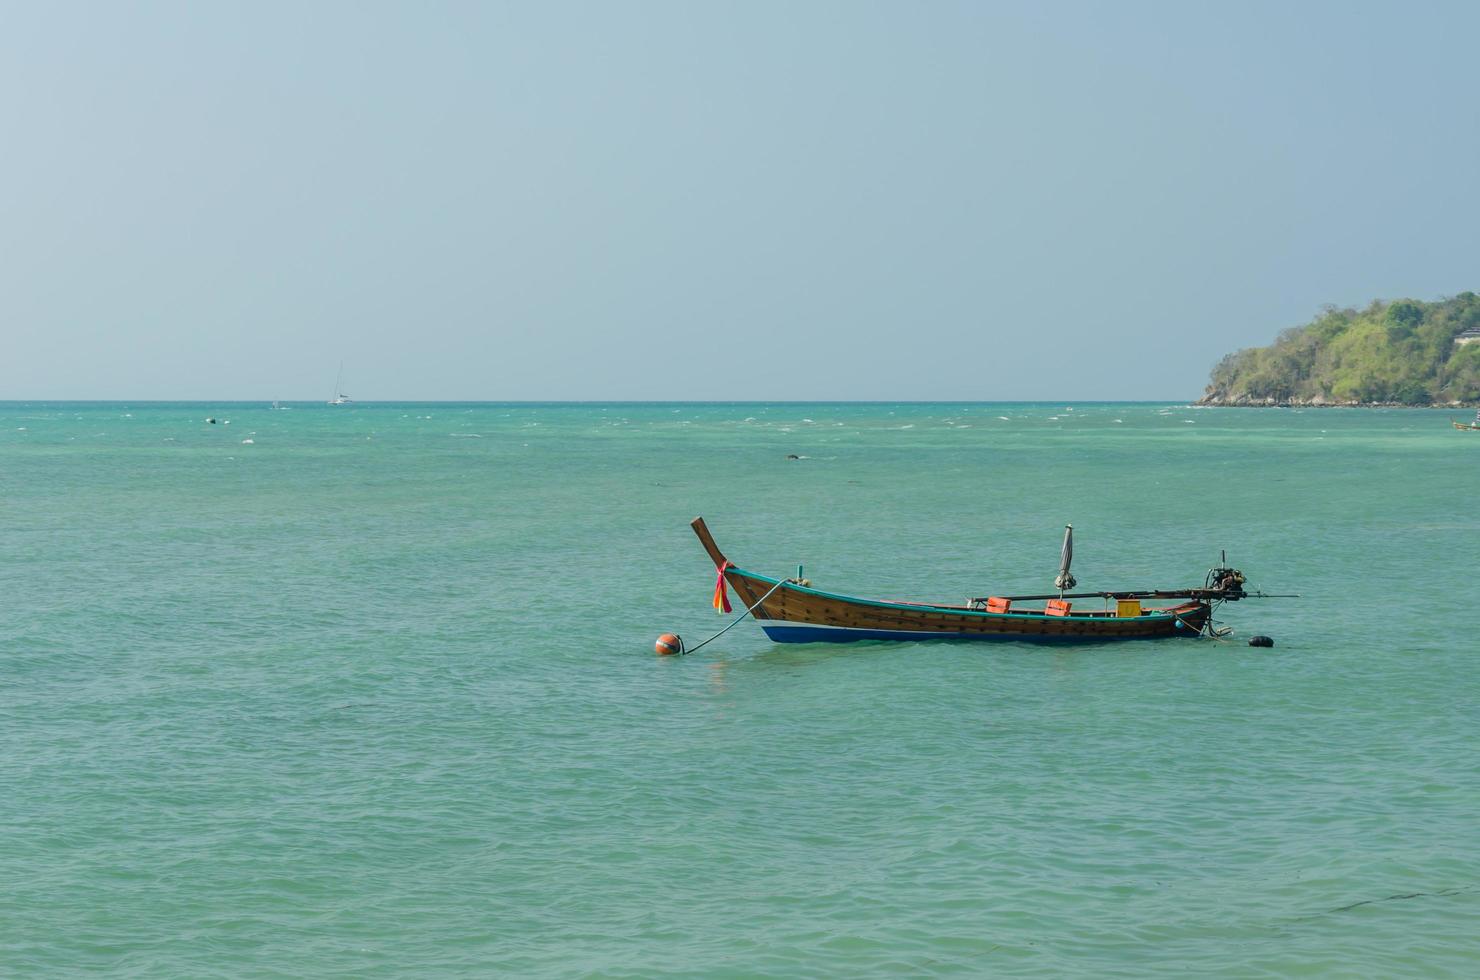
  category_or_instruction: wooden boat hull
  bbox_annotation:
[1454,421,1480,430]
[722,566,1210,643]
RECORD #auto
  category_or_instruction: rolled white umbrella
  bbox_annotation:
[1054,524,1076,593]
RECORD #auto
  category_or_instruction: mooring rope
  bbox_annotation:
[679,575,792,656]
[1170,602,1230,640]
[1170,609,1202,636]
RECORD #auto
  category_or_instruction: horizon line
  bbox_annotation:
[0,397,1202,405]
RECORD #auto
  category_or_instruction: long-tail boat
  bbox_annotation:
[1453,411,1480,431]
[691,517,1257,644]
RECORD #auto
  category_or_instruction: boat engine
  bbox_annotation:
[1206,567,1247,599]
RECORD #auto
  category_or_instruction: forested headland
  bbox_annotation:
[1199,293,1480,406]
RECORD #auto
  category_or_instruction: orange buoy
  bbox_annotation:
[655,633,684,656]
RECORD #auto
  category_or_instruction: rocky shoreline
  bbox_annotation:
[1196,393,1478,408]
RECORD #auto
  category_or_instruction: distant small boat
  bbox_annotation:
[328,363,353,405]
[1452,410,1480,431]
[690,518,1272,644]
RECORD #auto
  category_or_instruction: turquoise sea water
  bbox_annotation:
[2,401,1477,977]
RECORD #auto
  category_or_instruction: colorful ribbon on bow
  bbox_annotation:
[712,561,733,614]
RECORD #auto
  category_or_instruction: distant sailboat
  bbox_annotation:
[328,363,353,405]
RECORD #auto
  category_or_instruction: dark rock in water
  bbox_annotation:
[207,417,217,424]
[1249,635,1274,647]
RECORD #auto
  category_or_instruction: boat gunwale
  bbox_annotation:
[727,565,1199,623]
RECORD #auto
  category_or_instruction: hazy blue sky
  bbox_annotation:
[2,1,1477,400]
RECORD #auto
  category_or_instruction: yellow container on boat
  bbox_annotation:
[1116,599,1143,618]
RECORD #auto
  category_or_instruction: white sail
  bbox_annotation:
[328,363,352,405]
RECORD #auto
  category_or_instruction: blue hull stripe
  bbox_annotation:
[758,623,1196,644]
